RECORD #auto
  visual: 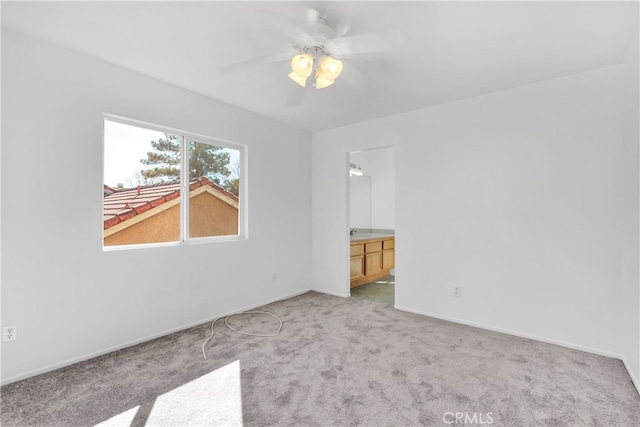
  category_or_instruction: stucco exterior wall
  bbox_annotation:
[189,191,238,238]
[104,192,239,246]
[104,204,180,246]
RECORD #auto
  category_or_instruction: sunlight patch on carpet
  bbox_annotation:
[95,360,243,426]
[147,360,243,426]
[94,406,139,426]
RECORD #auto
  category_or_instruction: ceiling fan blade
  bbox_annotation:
[306,4,349,38]
[219,52,292,74]
[337,29,410,56]
[339,61,368,91]
[253,8,312,45]
[331,21,351,39]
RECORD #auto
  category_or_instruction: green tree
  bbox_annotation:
[224,159,240,196]
[140,134,231,184]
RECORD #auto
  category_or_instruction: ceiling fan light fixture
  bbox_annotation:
[288,71,308,87]
[320,56,343,81]
[288,49,341,89]
[290,53,313,78]
[315,67,335,89]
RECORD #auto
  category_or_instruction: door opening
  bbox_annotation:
[348,146,396,306]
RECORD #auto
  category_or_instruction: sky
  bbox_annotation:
[103,120,239,188]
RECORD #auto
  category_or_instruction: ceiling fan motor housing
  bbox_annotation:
[296,19,342,59]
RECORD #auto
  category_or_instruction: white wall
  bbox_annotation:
[350,147,395,230]
[1,30,312,384]
[312,64,634,358]
[621,32,640,388]
[349,176,371,229]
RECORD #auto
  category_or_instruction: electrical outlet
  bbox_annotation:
[3,326,17,342]
[453,287,462,297]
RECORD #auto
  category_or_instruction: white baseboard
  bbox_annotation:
[622,358,640,396]
[310,288,350,298]
[398,304,640,396]
[1,288,311,386]
[394,305,623,360]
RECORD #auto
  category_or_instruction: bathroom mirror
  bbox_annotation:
[350,175,371,229]
[349,146,395,232]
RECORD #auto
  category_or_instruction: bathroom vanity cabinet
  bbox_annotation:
[350,236,394,288]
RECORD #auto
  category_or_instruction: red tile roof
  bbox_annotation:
[104,184,117,196]
[103,177,238,230]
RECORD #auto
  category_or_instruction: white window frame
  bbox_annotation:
[103,114,248,251]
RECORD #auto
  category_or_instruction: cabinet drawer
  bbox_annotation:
[365,241,382,253]
[350,244,364,256]
[383,239,394,250]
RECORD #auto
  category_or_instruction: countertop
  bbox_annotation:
[350,232,395,242]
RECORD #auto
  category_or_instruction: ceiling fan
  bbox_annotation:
[286,12,346,89]
[220,5,406,101]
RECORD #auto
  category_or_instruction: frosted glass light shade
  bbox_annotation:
[320,56,343,81]
[288,71,307,87]
[315,68,335,89]
[290,53,313,78]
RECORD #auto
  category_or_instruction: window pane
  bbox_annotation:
[103,120,181,246]
[188,140,240,238]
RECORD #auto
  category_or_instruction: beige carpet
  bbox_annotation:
[1,291,639,426]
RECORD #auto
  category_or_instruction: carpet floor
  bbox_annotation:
[1,291,639,426]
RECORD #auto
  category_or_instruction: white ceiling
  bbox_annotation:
[2,1,638,132]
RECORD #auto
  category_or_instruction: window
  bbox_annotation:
[103,116,245,248]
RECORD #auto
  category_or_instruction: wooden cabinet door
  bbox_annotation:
[383,249,395,270]
[350,255,364,280]
[365,252,382,276]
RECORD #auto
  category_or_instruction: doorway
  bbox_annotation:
[348,146,396,306]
